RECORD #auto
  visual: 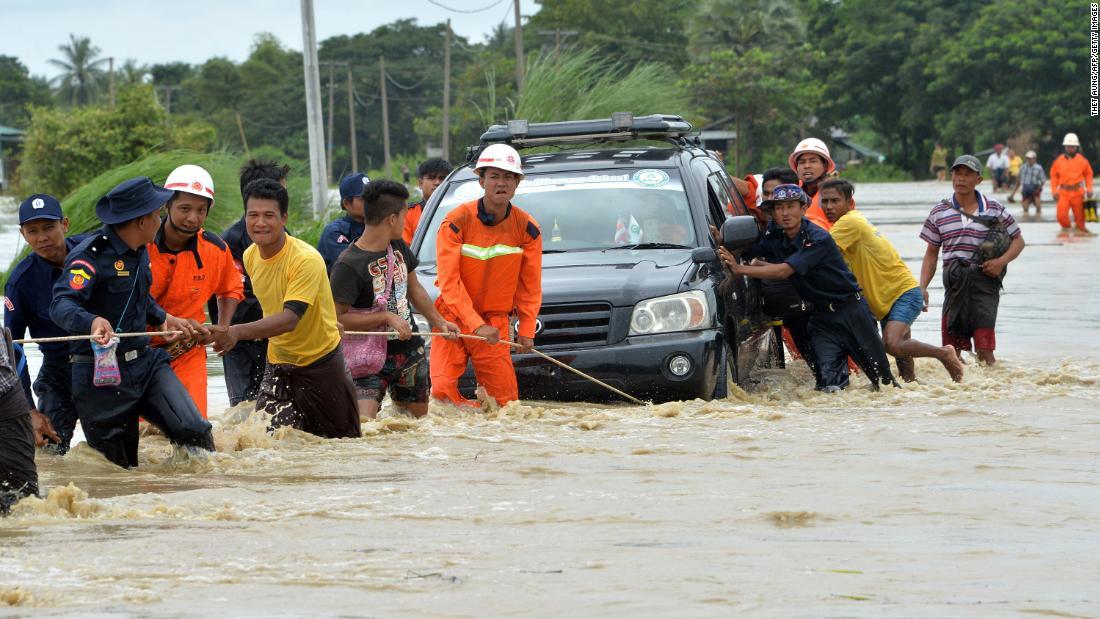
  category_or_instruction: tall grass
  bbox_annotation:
[513,49,690,123]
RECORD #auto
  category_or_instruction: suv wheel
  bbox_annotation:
[711,339,738,400]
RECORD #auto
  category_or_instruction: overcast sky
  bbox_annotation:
[1,0,541,78]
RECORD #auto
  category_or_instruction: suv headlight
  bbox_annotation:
[629,290,713,336]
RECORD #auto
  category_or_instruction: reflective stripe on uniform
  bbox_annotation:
[460,243,522,260]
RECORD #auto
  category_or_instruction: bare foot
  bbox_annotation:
[976,349,996,366]
[939,345,964,382]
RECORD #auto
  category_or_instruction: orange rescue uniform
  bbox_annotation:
[148,228,244,417]
[1050,152,1094,231]
[431,199,542,406]
[803,186,833,231]
[402,200,425,245]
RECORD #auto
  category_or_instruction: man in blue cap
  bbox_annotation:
[49,177,215,468]
[4,194,88,453]
[718,184,897,391]
[317,173,369,272]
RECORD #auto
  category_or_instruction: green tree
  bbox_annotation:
[686,0,802,56]
[48,34,109,106]
[117,59,149,85]
[0,56,51,127]
[528,0,694,69]
[19,84,215,197]
[684,47,821,176]
[929,0,1093,159]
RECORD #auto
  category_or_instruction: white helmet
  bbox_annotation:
[164,164,215,206]
[1063,132,1080,147]
[788,137,836,174]
[475,143,524,176]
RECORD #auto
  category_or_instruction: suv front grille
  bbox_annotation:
[533,302,612,349]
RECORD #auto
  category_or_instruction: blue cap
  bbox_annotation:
[339,173,370,201]
[762,183,808,207]
[18,194,64,225]
[94,177,174,225]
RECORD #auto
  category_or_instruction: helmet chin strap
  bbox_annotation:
[167,210,199,236]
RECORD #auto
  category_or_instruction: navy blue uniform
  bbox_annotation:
[211,217,267,405]
[4,235,86,451]
[48,225,213,468]
[745,218,895,390]
[316,215,364,273]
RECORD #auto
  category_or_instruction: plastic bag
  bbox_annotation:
[92,337,121,387]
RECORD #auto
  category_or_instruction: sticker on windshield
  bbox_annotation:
[632,169,670,188]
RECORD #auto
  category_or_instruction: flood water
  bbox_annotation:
[1,181,1098,617]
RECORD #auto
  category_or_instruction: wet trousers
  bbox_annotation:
[35,356,76,454]
[257,346,361,439]
[72,347,214,468]
[170,345,208,418]
[809,297,896,390]
[1057,189,1087,230]
[782,317,824,389]
[430,313,519,406]
[0,388,37,515]
[223,337,267,406]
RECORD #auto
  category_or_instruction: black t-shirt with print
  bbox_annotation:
[329,239,422,355]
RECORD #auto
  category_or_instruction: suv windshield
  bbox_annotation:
[416,168,694,265]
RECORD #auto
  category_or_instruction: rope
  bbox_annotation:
[344,331,645,405]
[15,330,182,344]
[16,328,645,405]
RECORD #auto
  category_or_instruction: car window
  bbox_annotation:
[706,172,735,222]
[417,168,695,265]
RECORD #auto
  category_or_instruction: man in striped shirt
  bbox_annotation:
[919,155,1025,367]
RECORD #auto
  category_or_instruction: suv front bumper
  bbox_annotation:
[448,329,724,404]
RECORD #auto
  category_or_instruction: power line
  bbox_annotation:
[385,71,427,91]
[426,0,506,13]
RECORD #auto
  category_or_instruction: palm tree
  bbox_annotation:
[687,0,803,56]
[48,34,109,106]
[118,59,149,85]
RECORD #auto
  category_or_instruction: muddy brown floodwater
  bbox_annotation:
[2,181,1098,618]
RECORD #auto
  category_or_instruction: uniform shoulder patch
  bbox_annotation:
[4,296,14,312]
[526,221,540,240]
[201,230,228,251]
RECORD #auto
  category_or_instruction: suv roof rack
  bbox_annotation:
[473,113,697,157]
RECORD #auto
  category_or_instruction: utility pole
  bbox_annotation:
[442,19,452,159]
[537,28,578,61]
[347,64,358,173]
[300,0,328,215]
[236,112,251,157]
[326,61,335,184]
[380,56,392,177]
[156,85,180,114]
[108,57,115,106]
[513,0,524,95]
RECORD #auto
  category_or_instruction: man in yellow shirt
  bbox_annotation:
[820,179,963,383]
[210,179,360,438]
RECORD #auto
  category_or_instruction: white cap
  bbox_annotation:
[1025,150,1036,158]
[788,137,836,174]
[475,143,524,176]
[164,164,215,206]
[1063,132,1080,146]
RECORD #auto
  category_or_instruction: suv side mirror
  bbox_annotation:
[691,247,717,263]
[722,216,760,252]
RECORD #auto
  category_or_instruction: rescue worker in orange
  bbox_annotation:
[402,158,453,244]
[148,165,245,417]
[431,144,542,407]
[1050,132,1097,236]
[789,138,840,230]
